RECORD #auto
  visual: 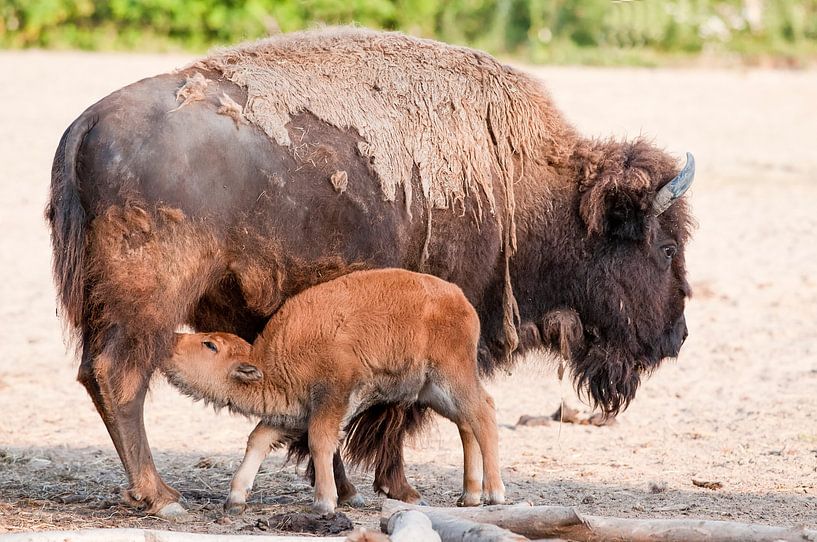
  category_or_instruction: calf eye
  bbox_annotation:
[202,340,218,353]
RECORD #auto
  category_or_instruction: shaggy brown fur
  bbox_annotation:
[162,269,504,513]
[85,204,224,403]
[195,27,574,214]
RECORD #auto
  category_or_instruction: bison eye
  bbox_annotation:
[662,244,677,260]
[202,340,218,353]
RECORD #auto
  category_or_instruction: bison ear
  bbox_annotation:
[231,363,263,383]
[580,180,650,242]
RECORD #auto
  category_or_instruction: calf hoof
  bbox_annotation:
[312,499,336,515]
[156,502,190,521]
[341,493,365,509]
[484,492,506,505]
[224,500,247,516]
[457,492,481,507]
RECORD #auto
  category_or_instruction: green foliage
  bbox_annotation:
[1,0,816,64]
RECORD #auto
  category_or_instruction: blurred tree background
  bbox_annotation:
[1,0,816,65]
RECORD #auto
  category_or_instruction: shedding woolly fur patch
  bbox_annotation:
[193,27,576,353]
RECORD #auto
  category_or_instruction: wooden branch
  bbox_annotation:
[0,529,347,542]
[381,499,817,542]
[387,510,441,542]
[382,505,527,542]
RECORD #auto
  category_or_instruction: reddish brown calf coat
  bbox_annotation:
[162,269,505,513]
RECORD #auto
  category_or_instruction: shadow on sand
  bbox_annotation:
[1,445,814,534]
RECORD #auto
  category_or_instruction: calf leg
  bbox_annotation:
[294,437,364,507]
[308,403,347,514]
[77,337,183,518]
[456,425,483,506]
[225,422,285,514]
[421,377,504,506]
[466,389,505,504]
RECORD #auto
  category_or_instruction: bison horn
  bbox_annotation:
[653,152,695,215]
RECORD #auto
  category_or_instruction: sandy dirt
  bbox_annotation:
[0,50,815,535]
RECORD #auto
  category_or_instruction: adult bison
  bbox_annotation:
[47,28,693,518]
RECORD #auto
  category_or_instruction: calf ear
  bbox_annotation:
[231,363,263,383]
[580,175,651,241]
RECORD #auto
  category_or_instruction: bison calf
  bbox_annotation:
[162,268,504,513]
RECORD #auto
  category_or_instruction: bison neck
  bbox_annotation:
[508,164,589,356]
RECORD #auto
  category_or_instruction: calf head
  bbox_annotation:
[553,139,694,414]
[163,332,262,414]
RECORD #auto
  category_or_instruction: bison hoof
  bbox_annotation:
[156,502,189,521]
[342,493,365,508]
[457,492,481,507]
[224,500,247,516]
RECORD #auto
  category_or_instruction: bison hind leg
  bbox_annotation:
[343,403,432,505]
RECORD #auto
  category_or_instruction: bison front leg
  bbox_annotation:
[77,333,185,519]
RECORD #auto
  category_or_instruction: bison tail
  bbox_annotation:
[343,402,432,492]
[45,114,96,335]
[285,432,311,473]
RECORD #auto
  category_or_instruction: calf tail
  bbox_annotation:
[45,114,96,337]
[285,433,312,477]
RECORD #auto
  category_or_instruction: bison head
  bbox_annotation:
[538,139,694,415]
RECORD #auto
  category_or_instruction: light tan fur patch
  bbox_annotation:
[171,72,209,112]
[330,170,348,193]
[217,92,246,127]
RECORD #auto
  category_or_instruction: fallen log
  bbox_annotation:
[0,529,347,542]
[387,510,441,542]
[382,506,527,542]
[381,499,817,542]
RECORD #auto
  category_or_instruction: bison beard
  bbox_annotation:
[574,348,642,416]
[47,27,693,515]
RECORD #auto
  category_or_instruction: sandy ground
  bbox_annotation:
[0,50,815,535]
